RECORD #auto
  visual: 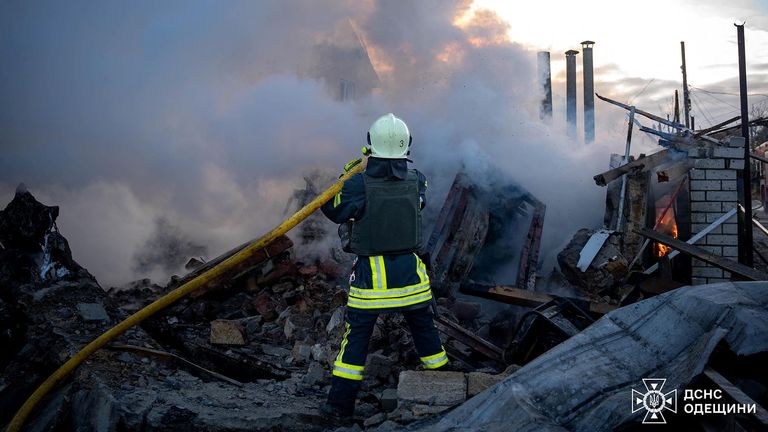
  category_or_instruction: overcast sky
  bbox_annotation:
[477,0,768,127]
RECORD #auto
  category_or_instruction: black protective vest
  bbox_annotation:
[349,170,422,255]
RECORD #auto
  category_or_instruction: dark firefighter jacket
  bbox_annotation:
[321,157,431,313]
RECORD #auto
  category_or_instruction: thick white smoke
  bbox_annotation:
[2,0,631,286]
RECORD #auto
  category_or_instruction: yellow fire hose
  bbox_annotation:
[5,159,366,432]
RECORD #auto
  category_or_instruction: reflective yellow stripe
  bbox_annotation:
[423,356,448,369]
[333,369,364,380]
[421,349,448,369]
[336,322,351,363]
[415,254,428,284]
[349,282,430,299]
[377,256,387,290]
[369,257,380,290]
[333,361,364,371]
[421,350,447,362]
[347,290,432,309]
[333,191,342,208]
[333,360,364,380]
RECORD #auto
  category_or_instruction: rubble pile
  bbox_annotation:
[0,187,516,431]
[1,188,368,431]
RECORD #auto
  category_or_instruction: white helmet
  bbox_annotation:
[367,113,411,159]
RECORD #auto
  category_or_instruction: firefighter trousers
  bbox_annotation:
[326,306,448,415]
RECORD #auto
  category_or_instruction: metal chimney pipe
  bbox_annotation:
[565,49,579,138]
[581,41,595,143]
[537,51,553,120]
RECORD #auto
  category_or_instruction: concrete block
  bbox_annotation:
[713,147,745,158]
[707,278,731,284]
[700,245,722,255]
[397,371,466,406]
[690,180,721,191]
[722,246,739,257]
[692,213,706,223]
[692,266,723,278]
[729,136,745,148]
[210,319,246,345]
[705,169,736,180]
[706,212,736,223]
[466,372,505,398]
[692,258,708,267]
[722,223,738,234]
[694,158,725,169]
[690,191,706,201]
[729,159,745,170]
[689,169,705,179]
[291,342,312,363]
[722,201,737,211]
[691,202,721,212]
[692,277,708,285]
[380,388,398,412]
[721,180,737,191]
[706,191,737,201]
[692,224,720,234]
[688,148,708,158]
[76,303,109,322]
[366,352,396,379]
[706,234,738,246]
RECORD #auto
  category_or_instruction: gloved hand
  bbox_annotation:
[343,158,362,173]
[339,158,362,178]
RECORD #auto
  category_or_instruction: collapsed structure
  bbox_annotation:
[2,59,768,430]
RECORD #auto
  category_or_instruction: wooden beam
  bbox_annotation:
[634,227,768,280]
[171,235,293,299]
[434,316,505,364]
[695,116,740,137]
[108,344,244,387]
[656,159,694,183]
[461,283,616,315]
[596,94,686,131]
[594,150,670,186]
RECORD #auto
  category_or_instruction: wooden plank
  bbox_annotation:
[461,283,616,315]
[695,116,740,137]
[593,150,670,186]
[172,235,293,299]
[596,94,686,131]
[704,367,768,426]
[433,316,504,364]
[656,159,694,183]
[634,227,768,281]
[108,344,244,387]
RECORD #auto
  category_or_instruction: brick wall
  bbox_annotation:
[687,137,745,285]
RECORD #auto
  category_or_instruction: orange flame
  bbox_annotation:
[655,208,678,257]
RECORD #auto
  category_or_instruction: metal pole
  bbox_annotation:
[537,51,553,120]
[581,41,596,144]
[616,107,636,232]
[736,23,753,266]
[565,49,579,138]
[681,42,691,128]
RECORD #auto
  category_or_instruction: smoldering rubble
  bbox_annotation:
[3,116,768,431]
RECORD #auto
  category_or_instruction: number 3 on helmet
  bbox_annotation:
[366,113,412,159]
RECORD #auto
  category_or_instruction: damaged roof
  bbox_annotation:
[417,281,768,432]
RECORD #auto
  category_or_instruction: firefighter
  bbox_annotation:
[320,113,448,420]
